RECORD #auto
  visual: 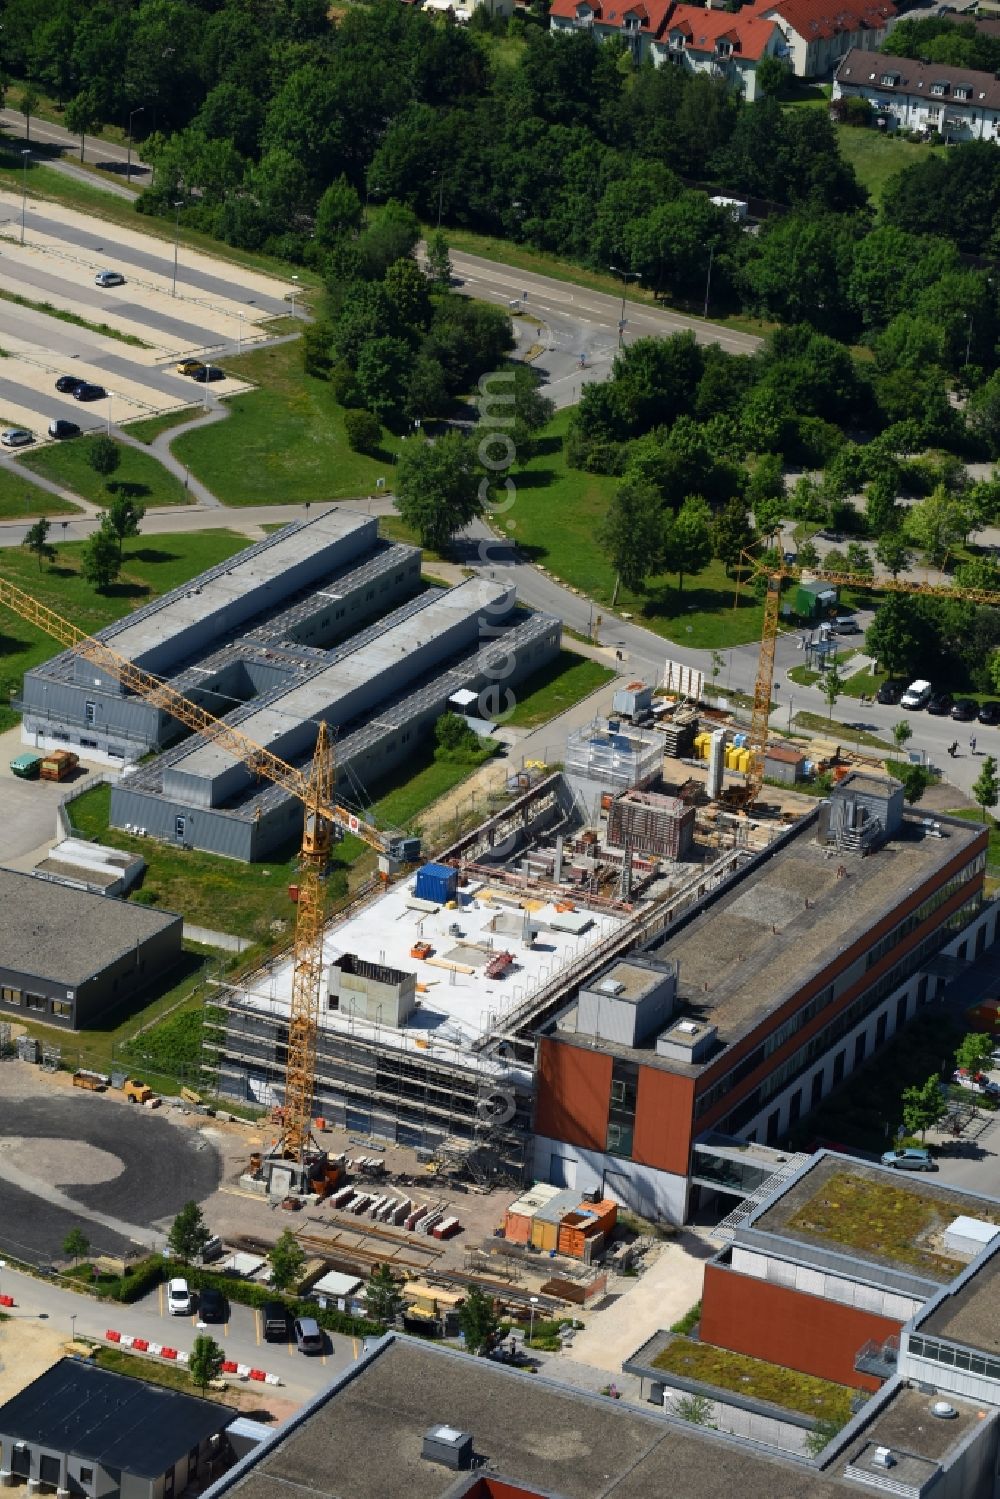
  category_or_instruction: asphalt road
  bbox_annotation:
[0,1093,221,1264]
[0,1263,356,1404]
[1,108,151,179]
[450,247,762,411]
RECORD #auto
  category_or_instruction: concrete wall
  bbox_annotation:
[531,1133,689,1223]
[659,1383,813,1456]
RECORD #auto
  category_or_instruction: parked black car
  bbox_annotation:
[48,419,80,439]
[197,1287,228,1323]
[876,680,904,705]
[55,375,81,393]
[951,699,979,721]
[927,692,954,716]
[980,701,1000,726]
[193,365,224,383]
[72,382,107,402]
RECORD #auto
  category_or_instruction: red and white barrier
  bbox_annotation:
[102,1329,281,1385]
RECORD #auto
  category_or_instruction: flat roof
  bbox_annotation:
[751,1154,1000,1285]
[841,1384,986,1490]
[172,576,514,781]
[105,508,374,664]
[0,1359,234,1479]
[236,878,623,1067]
[590,958,666,1004]
[0,868,180,987]
[645,810,979,1063]
[920,1246,1000,1355]
[206,1337,853,1499]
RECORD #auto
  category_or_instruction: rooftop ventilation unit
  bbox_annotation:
[422,1426,473,1471]
[872,1448,896,1470]
[931,1402,958,1419]
[599,979,626,996]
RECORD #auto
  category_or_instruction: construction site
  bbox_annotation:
[200,689,775,1188]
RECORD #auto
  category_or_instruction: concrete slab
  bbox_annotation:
[565,1233,712,1372]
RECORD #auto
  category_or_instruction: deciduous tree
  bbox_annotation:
[189,1335,224,1393]
[973,753,999,822]
[901,1074,945,1141]
[168,1201,211,1263]
[598,477,663,594]
[395,432,481,554]
[268,1230,305,1294]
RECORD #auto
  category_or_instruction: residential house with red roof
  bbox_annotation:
[548,0,783,96]
[547,0,675,62]
[653,4,786,99]
[752,0,896,78]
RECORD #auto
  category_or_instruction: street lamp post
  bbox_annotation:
[237,311,244,355]
[435,173,445,232]
[107,393,113,435]
[703,244,715,320]
[70,1314,77,1344]
[126,106,145,184]
[290,275,299,319]
[528,1295,539,1347]
[20,149,31,246]
[171,201,183,297]
[609,266,641,349]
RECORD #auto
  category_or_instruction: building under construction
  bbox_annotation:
[202,760,728,1182]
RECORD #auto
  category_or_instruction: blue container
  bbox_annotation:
[415,862,458,904]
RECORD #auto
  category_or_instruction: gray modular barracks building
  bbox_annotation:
[19,508,561,862]
[0,868,183,1029]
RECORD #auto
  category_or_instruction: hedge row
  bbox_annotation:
[79,1255,386,1338]
[182,1264,385,1339]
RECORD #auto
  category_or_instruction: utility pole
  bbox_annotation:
[20,149,31,246]
[609,265,642,349]
[172,201,183,297]
[126,106,145,183]
[703,244,715,321]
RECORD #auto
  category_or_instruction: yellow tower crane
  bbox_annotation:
[0,577,413,1166]
[741,561,1000,809]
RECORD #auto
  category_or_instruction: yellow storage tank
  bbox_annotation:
[737,749,750,773]
[725,747,737,769]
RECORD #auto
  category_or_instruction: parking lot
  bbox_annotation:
[0,189,296,442]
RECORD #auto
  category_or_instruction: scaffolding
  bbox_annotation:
[564,719,663,792]
[201,976,532,1184]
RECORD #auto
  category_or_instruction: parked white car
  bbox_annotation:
[167,1277,192,1315]
[901,679,932,710]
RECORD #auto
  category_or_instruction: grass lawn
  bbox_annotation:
[377,513,446,564]
[651,1337,854,1425]
[0,529,251,700]
[126,410,204,445]
[792,710,893,751]
[946,807,999,871]
[788,650,856,688]
[67,782,317,943]
[505,410,766,648]
[787,1170,995,1280]
[0,465,81,519]
[92,1346,250,1404]
[835,126,935,207]
[504,649,614,728]
[173,340,405,505]
[843,665,887,699]
[363,742,498,834]
[65,741,495,939]
[20,434,191,508]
